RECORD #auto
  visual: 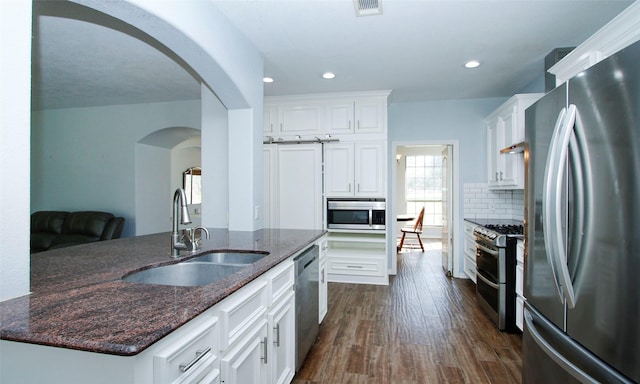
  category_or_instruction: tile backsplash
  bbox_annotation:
[464,183,524,221]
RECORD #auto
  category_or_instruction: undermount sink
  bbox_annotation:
[183,251,269,265]
[122,262,244,287]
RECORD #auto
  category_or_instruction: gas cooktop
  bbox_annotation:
[468,218,524,246]
[483,224,524,236]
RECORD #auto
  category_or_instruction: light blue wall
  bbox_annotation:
[31,100,201,237]
[387,97,507,276]
[389,97,507,182]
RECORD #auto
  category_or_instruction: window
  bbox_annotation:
[405,155,443,226]
[183,167,202,204]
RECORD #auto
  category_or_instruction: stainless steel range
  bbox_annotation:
[473,220,523,333]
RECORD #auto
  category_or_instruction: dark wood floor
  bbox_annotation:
[293,242,523,384]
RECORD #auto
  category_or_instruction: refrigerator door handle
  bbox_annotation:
[524,309,598,384]
[542,105,577,308]
[542,107,567,303]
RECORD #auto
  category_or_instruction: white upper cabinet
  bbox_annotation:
[263,104,278,136]
[278,102,326,137]
[549,2,640,85]
[327,96,387,135]
[264,91,390,139]
[327,100,355,134]
[485,94,542,190]
[354,97,386,134]
[325,141,385,197]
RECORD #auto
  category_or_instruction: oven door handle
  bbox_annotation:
[476,243,499,256]
[476,271,500,289]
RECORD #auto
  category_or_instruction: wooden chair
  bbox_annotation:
[398,207,425,252]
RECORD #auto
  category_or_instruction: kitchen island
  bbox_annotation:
[0,228,325,384]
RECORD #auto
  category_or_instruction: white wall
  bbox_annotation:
[0,0,32,301]
[31,100,201,237]
[135,144,171,235]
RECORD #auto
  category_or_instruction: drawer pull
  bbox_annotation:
[347,265,364,269]
[179,347,211,373]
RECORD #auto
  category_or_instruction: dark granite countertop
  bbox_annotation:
[0,228,325,356]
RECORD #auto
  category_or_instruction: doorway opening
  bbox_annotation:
[390,142,458,278]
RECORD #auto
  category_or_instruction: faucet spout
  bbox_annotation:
[171,188,192,257]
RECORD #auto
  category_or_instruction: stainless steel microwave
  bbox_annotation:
[327,199,386,230]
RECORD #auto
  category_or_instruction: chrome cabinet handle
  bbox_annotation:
[346,265,363,269]
[179,347,211,373]
[273,324,280,347]
[261,336,268,364]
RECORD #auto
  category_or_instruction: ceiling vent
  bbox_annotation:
[353,0,382,17]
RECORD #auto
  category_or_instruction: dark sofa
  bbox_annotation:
[31,211,125,253]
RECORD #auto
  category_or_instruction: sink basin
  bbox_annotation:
[122,262,244,287]
[183,251,269,265]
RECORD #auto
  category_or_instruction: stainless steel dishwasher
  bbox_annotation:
[294,244,319,372]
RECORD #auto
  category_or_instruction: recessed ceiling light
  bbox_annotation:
[263,77,274,83]
[322,72,336,79]
[464,60,481,69]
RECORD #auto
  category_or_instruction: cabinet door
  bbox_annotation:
[324,143,355,197]
[499,108,522,188]
[486,117,504,188]
[278,102,325,137]
[220,319,269,384]
[354,98,386,133]
[327,101,354,134]
[263,104,278,136]
[317,236,328,323]
[354,142,384,196]
[319,259,328,323]
[268,292,295,384]
[277,145,323,230]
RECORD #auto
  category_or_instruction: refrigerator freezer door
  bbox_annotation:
[524,83,567,330]
[523,304,634,384]
[565,40,640,383]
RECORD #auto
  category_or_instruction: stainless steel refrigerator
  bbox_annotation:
[523,40,640,383]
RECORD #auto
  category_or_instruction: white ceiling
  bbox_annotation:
[32,0,633,110]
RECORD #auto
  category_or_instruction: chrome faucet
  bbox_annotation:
[171,188,192,257]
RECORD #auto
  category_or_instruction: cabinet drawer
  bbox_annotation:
[464,221,477,237]
[327,256,385,277]
[265,260,294,306]
[217,279,268,350]
[464,235,476,259]
[516,296,525,332]
[153,318,219,384]
[464,255,476,283]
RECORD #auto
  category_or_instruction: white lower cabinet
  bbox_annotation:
[153,316,219,384]
[463,221,477,282]
[217,259,296,384]
[268,291,295,384]
[220,318,269,384]
[515,239,525,331]
[326,231,387,285]
[318,235,328,323]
